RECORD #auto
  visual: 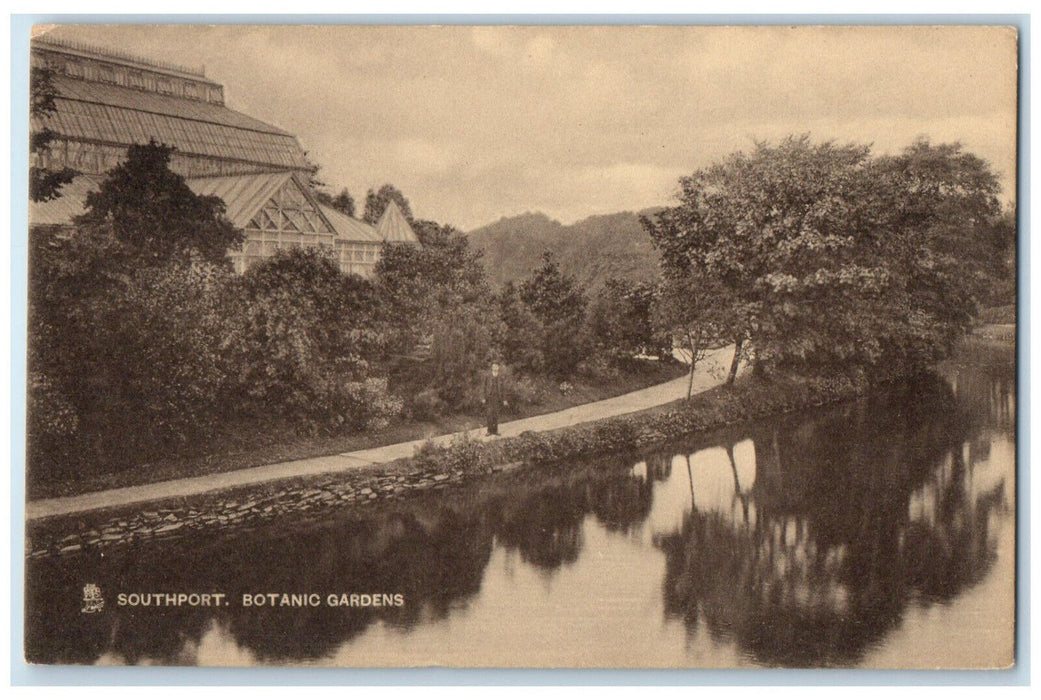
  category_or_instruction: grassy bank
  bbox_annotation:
[29,359,684,500]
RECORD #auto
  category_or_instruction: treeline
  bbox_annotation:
[27,143,660,483]
[28,134,1014,486]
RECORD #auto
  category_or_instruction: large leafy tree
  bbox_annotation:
[644,135,1010,377]
[225,246,389,425]
[375,221,490,340]
[374,220,497,405]
[75,140,243,266]
[868,139,1010,365]
[28,224,235,473]
[363,183,414,224]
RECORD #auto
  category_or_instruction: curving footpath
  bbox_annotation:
[27,345,736,521]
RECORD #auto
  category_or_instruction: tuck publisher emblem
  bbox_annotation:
[81,584,104,614]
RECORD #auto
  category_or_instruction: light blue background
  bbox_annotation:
[9,12,1031,686]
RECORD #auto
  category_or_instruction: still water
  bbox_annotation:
[25,343,1015,668]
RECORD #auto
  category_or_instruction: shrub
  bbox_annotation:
[28,243,235,473]
[411,388,447,422]
[327,377,402,432]
[224,247,381,424]
[504,374,543,407]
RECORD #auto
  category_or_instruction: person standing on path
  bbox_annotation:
[481,362,508,436]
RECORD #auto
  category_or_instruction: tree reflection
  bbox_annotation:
[26,457,655,665]
[26,505,495,665]
[491,460,654,568]
[657,373,1012,667]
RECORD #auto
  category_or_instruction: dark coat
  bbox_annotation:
[483,373,504,405]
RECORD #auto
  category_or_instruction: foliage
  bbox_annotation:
[644,135,1011,377]
[363,183,414,224]
[75,140,244,266]
[28,226,236,475]
[520,251,587,324]
[430,306,497,408]
[494,281,545,372]
[27,237,397,483]
[410,388,447,422]
[225,247,390,428]
[316,187,356,218]
[652,271,734,396]
[29,66,76,202]
[375,224,489,335]
[589,279,670,362]
[519,252,591,378]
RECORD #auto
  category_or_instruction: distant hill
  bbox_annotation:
[467,209,664,290]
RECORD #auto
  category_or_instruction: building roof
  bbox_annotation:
[376,201,418,243]
[29,172,389,245]
[318,204,382,243]
[34,74,311,172]
[188,172,297,229]
[28,175,99,227]
[33,34,212,83]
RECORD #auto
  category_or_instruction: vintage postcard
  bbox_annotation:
[22,23,1018,669]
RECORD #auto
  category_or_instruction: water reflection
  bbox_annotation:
[655,374,1011,666]
[25,347,1014,667]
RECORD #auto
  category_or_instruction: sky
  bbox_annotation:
[38,24,1019,231]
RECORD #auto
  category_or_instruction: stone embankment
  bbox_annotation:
[27,462,523,560]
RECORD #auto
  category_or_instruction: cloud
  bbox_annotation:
[43,25,1019,229]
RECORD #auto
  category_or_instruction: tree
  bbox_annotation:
[316,187,356,218]
[374,221,497,407]
[653,272,728,398]
[225,246,396,429]
[520,252,590,377]
[374,221,490,348]
[28,224,237,473]
[29,66,76,202]
[75,140,244,266]
[645,135,1010,378]
[869,139,1011,364]
[363,183,414,224]
[495,281,545,372]
[589,279,670,363]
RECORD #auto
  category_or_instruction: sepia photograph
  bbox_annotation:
[20,22,1018,669]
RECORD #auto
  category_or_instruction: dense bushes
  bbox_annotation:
[226,247,390,428]
[589,279,671,361]
[28,229,237,476]
[28,241,401,483]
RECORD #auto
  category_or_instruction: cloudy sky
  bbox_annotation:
[39,24,1018,230]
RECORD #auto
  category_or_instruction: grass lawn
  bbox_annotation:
[30,359,686,500]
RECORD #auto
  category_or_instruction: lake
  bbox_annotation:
[24,342,1016,668]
